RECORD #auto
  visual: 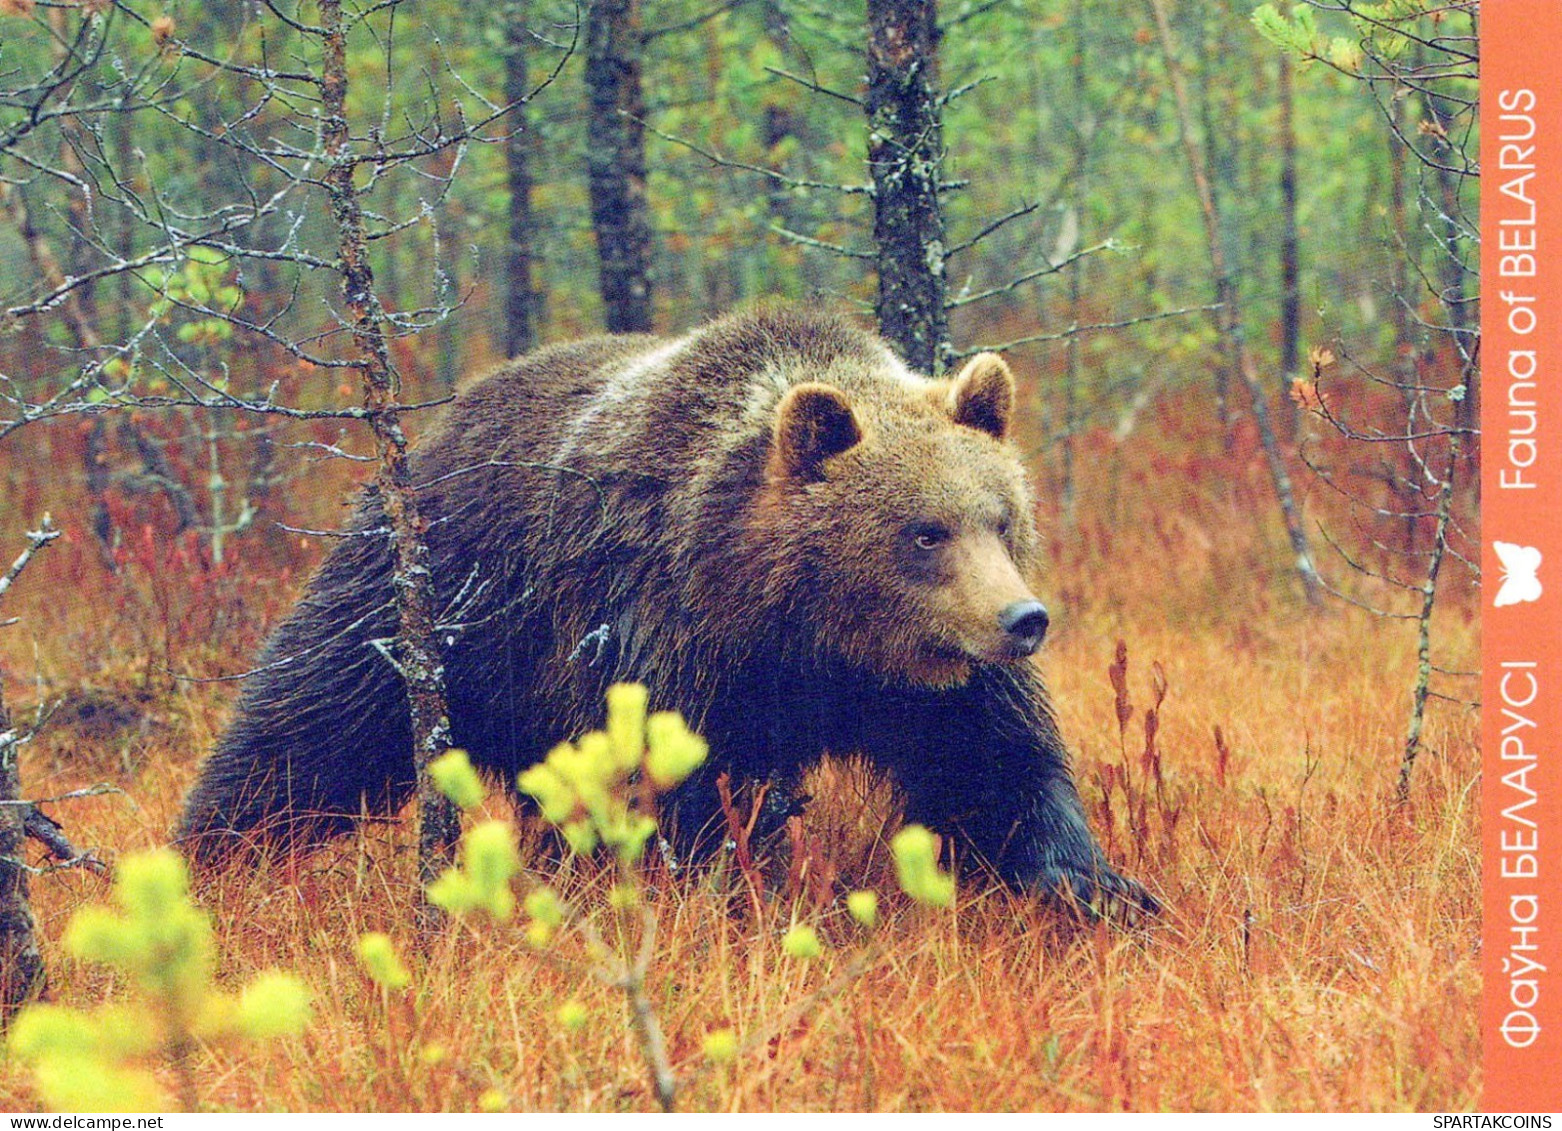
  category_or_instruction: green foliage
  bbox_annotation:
[701,1027,738,1063]
[416,683,972,1110]
[8,1005,153,1066]
[8,849,310,1112]
[1252,1,1460,72]
[428,748,486,811]
[556,999,590,1032]
[426,820,523,921]
[7,1005,166,1114]
[605,682,649,771]
[234,972,313,1040]
[780,924,823,961]
[524,886,567,933]
[421,683,713,940]
[516,683,706,864]
[846,890,880,929]
[150,251,244,352]
[411,684,947,1104]
[644,712,709,791]
[413,684,715,1107]
[1250,3,1320,57]
[356,932,413,991]
[64,851,213,1023]
[891,825,956,909]
[1249,3,1361,73]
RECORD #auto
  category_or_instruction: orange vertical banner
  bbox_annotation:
[1482,0,1562,1112]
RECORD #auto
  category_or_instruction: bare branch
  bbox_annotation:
[0,517,61,610]
[22,807,110,876]
[946,199,1040,257]
[945,239,1117,309]
[768,223,874,260]
[955,304,1221,359]
[643,119,873,195]
[642,0,743,43]
[763,65,865,107]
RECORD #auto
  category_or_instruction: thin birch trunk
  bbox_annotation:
[1277,47,1300,436]
[1396,446,1457,806]
[1147,0,1321,605]
[318,0,460,929]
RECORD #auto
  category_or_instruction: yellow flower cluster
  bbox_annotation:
[891,825,955,908]
[9,850,310,1112]
[357,932,412,991]
[516,683,707,863]
[423,685,708,941]
[426,820,522,920]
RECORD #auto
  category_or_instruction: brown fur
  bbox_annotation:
[178,306,1154,915]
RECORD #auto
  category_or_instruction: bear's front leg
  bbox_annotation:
[866,665,1160,921]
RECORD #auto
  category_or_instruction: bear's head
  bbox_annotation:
[761,352,1047,689]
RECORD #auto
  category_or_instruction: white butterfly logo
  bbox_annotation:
[1494,541,1543,608]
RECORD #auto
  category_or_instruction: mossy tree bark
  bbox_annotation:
[318,0,460,926]
[0,710,45,1022]
[865,0,948,376]
[504,0,540,357]
[0,518,59,1022]
[586,0,654,334]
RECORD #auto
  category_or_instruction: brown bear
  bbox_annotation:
[178,306,1155,915]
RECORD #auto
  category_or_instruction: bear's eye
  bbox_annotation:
[996,517,1011,539]
[909,523,951,552]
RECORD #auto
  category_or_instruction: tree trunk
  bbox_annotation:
[1396,444,1457,806]
[504,0,539,357]
[1147,0,1321,605]
[1057,0,1087,527]
[0,519,59,1022]
[434,204,463,392]
[1386,79,1420,547]
[1423,81,1475,437]
[1191,9,1231,431]
[1277,47,1300,434]
[318,0,460,928]
[1387,86,1412,352]
[585,0,654,334]
[866,0,948,375]
[0,714,45,1021]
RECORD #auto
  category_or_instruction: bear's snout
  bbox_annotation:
[999,599,1049,657]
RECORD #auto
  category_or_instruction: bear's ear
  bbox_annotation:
[946,352,1015,440]
[771,382,863,481]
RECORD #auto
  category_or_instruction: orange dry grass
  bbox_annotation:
[0,387,1479,1112]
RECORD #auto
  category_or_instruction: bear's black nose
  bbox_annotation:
[999,600,1050,656]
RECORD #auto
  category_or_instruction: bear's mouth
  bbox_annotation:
[921,640,974,665]
[921,635,1034,670]
[902,640,980,689]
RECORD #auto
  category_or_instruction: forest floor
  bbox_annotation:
[0,383,1480,1112]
